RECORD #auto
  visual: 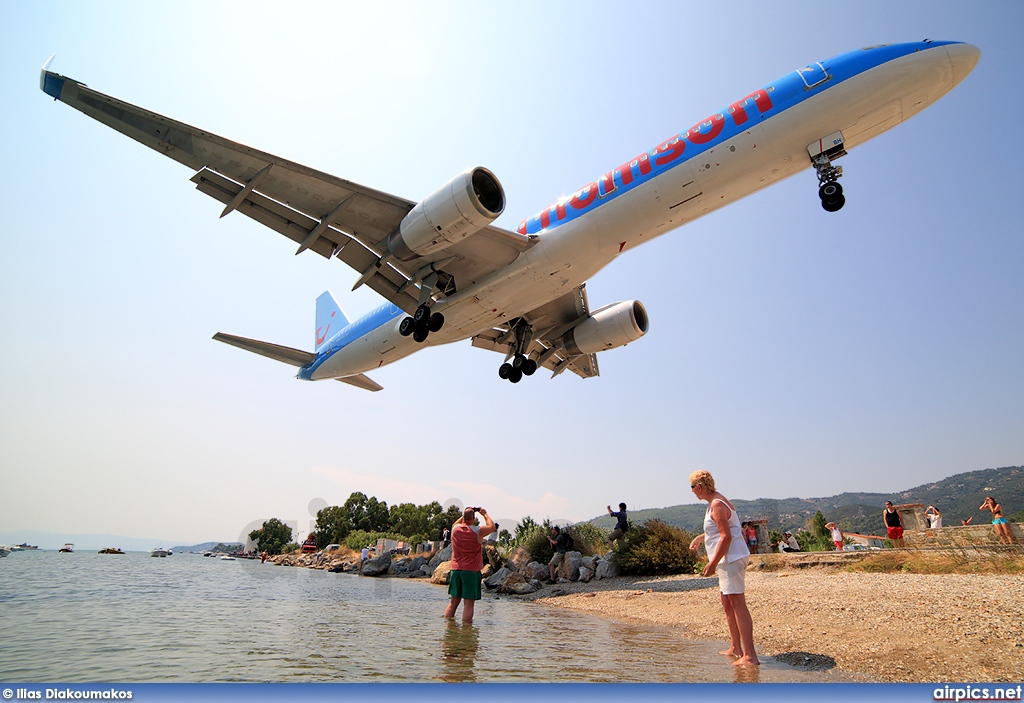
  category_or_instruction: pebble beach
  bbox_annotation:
[526,568,1024,682]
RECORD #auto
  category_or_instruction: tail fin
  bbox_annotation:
[315,291,349,352]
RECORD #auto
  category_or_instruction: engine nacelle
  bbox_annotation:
[559,301,649,356]
[386,168,505,261]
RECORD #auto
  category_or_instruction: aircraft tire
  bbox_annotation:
[428,312,445,333]
[509,368,523,383]
[399,317,416,336]
[821,194,846,212]
[512,354,525,369]
[522,359,538,376]
[413,328,429,343]
[819,182,843,199]
[413,305,431,324]
[498,363,513,379]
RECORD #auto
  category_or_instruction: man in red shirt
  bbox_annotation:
[444,506,497,623]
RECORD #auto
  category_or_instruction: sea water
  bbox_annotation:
[0,551,851,683]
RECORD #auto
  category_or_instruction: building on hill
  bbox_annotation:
[845,532,885,549]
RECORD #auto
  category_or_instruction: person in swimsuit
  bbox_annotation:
[883,501,905,547]
[688,470,759,667]
[980,496,1016,545]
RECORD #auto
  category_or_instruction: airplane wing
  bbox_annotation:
[40,65,533,315]
[470,285,599,379]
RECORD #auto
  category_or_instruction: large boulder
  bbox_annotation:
[390,555,427,575]
[507,546,531,572]
[494,571,528,594]
[500,579,539,596]
[581,556,596,571]
[430,561,452,585]
[595,554,619,580]
[361,552,392,577]
[556,551,582,581]
[428,546,453,569]
[524,561,549,581]
[578,566,593,583]
[484,567,513,590]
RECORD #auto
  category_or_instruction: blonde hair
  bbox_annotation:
[689,470,716,493]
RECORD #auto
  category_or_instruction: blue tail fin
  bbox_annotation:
[315,291,350,352]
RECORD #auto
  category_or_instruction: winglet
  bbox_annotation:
[39,55,84,101]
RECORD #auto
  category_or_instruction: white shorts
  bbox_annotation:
[716,556,749,595]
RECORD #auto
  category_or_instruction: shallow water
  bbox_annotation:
[0,551,851,682]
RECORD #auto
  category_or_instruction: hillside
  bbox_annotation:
[587,465,1023,537]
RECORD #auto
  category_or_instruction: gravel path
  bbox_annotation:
[526,570,1024,682]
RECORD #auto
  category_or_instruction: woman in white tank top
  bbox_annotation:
[688,469,760,667]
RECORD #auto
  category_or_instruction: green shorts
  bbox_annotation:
[448,569,482,601]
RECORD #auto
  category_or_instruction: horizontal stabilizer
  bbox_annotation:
[212,333,315,367]
[336,374,383,392]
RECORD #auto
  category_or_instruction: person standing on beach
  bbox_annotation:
[607,503,628,550]
[688,470,760,667]
[980,496,1016,545]
[826,522,844,551]
[444,507,496,623]
[883,501,905,547]
[547,526,568,583]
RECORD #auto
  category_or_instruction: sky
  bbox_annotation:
[1,1,1022,547]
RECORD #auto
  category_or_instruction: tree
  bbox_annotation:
[249,518,294,555]
[810,510,828,538]
[315,506,350,547]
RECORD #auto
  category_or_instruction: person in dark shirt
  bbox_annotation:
[607,502,629,550]
[883,501,905,547]
[546,526,567,583]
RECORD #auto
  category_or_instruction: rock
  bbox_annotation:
[525,561,549,581]
[484,567,513,589]
[581,556,596,571]
[495,572,528,594]
[578,566,593,583]
[507,546,531,572]
[595,554,619,579]
[361,552,392,577]
[430,561,452,585]
[500,580,539,595]
[428,546,453,569]
[557,551,582,581]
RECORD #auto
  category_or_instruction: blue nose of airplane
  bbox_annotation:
[945,43,981,86]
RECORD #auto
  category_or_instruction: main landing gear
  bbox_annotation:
[497,320,538,383]
[398,305,444,343]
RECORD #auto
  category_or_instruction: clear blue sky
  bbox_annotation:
[1,1,1021,546]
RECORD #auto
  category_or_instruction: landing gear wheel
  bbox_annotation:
[522,359,538,376]
[818,181,843,200]
[821,194,846,212]
[413,305,431,324]
[413,328,429,343]
[498,363,513,379]
[512,354,526,369]
[508,368,523,383]
[427,312,445,333]
[399,317,416,336]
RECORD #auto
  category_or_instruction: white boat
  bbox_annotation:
[151,547,171,557]
[58,543,74,553]
[0,546,11,558]
[220,555,236,561]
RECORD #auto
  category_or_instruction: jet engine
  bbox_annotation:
[559,301,649,356]
[386,168,505,261]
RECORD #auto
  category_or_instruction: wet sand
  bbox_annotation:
[524,569,1024,682]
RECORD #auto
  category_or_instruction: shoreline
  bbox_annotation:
[518,569,1024,683]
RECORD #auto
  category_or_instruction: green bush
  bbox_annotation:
[616,519,698,576]
[569,522,607,556]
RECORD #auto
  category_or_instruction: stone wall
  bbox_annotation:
[902,523,1024,547]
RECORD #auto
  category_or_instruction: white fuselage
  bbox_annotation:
[312,43,974,381]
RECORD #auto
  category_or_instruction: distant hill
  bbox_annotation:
[586,466,1023,537]
[171,541,244,553]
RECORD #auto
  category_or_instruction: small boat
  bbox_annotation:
[99,548,125,555]
[151,547,171,557]
[58,543,74,553]
[0,546,11,558]
[220,555,236,561]
[203,551,214,557]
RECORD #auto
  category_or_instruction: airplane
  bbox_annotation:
[39,40,979,391]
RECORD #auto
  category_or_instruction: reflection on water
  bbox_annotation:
[436,621,480,682]
[0,552,853,682]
